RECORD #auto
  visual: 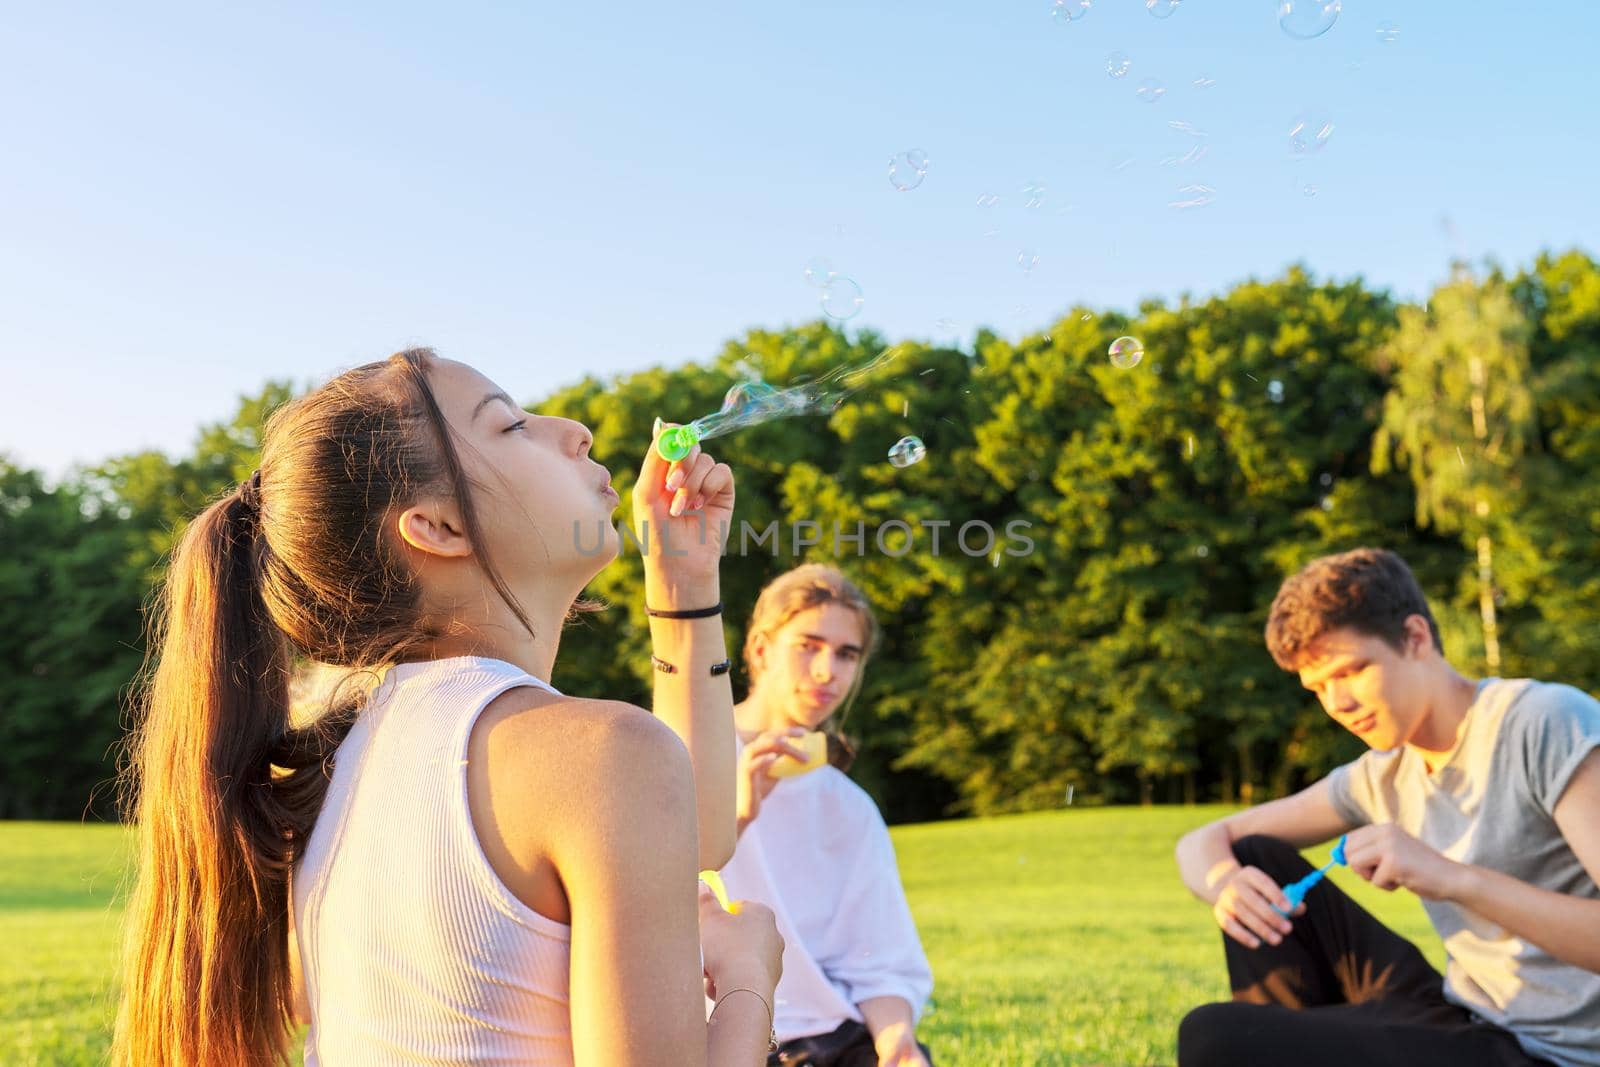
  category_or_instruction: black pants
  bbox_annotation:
[1178,835,1555,1067]
[769,1019,934,1067]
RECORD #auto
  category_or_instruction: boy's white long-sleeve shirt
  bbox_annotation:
[711,742,934,1043]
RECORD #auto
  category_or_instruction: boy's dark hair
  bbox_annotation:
[1265,547,1443,670]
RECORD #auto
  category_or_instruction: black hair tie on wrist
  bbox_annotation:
[645,601,723,619]
[652,656,733,676]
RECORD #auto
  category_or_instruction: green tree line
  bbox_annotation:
[4,253,1597,823]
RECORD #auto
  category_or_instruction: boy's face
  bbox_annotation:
[1295,618,1434,752]
[750,603,867,731]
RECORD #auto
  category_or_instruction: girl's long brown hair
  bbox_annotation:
[112,349,534,1066]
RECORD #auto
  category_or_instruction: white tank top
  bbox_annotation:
[292,655,574,1066]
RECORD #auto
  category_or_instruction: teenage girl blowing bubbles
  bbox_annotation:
[113,349,783,1066]
[716,564,935,1067]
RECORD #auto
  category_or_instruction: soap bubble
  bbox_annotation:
[1278,0,1341,39]
[1020,180,1047,209]
[935,317,958,331]
[1161,144,1209,167]
[1109,336,1145,368]
[1168,183,1215,209]
[1136,78,1167,104]
[1376,21,1399,42]
[888,435,927,468]
[1017,249,1040,273]
[1051,0,1090,24]
[1267,379,1286,403]
[1146,0,1180,18]
[889,149,930,192]
[1106,51,1132,78]
[820,277,864,320]
[976,192,1001,208]
[1192,75,1216,89]
[722,379,779,414]
[1196,544,1210,558]
[1289,111,1334,155]
[1301,183,1319,197]
[803,258,834,288]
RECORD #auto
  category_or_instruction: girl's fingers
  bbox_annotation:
[639,423,679,495]
[692,462,734,511]
[669,454,715,514]
[664,444,702,495]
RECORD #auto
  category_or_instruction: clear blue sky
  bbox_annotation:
[3,2,1596,478]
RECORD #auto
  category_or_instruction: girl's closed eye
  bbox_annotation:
[504,419,527,434]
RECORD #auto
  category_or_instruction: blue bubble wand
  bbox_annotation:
[1274,834,1349,916]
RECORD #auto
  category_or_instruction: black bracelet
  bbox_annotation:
[645,601,723,619]
[652,656,733,676]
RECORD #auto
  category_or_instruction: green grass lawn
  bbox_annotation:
[2,808,1441,1066]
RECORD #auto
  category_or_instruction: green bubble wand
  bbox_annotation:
[653,346,909,462]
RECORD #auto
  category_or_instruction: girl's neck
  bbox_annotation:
[422,584,572,684]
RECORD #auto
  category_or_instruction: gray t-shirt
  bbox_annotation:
[1327,678,1600,1067]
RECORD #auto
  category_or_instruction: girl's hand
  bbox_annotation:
[698,884,783,1002]
[634,423,734,595]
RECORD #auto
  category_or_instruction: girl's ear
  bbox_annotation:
[748,631,770,677]
[396,501,472,559]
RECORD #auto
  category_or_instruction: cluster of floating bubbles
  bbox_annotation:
[760,0,1380,479]
[889,149,930,192]
[888,435,927,468]
[1108,336,1145,369]
[1277,0,1341,39]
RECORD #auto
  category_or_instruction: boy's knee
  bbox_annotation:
[1231,834,1304,877]
[1177,1003,1253,1067]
